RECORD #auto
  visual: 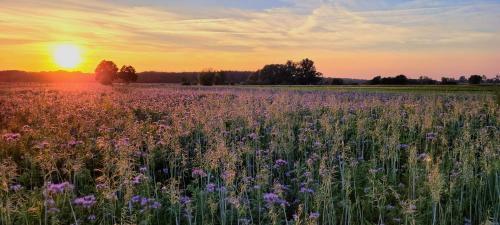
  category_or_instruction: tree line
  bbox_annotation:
[5,59,495,85]
[368,74,497,85]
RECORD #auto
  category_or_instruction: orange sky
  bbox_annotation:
[1,0,499,79]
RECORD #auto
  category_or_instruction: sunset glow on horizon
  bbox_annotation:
[1,0,499,78]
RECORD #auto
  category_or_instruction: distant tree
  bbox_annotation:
[214,71,227,85]
[418,76,438,85]
[393,74,409,84]
[198,70,216,86]
[441,77,458,85]
[458,76,467,83]
[258,64,287,85]
[118,65,137,84]
[250,58,321,85]
[95,60,118,85]
[468,75,482,84]
[330,78,344,85]
[369,76,382,85]
[181,77,192,85]
[296,58,322,85]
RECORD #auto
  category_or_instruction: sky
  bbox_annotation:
[0,0,499,78]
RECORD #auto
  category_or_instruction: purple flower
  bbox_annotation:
[150,201,161,209]
[309,212,320,219]
[139,166,148,173]
[263,192,289,207]
[131,195,141,203]
[191,168,207,178]
[180,196,191,205]
[3,133,20,142]
[206,183,216,193]
[162,168,169,174]
[426,132,437,141]
[74,195,97,208]
[248,133,258,140]
[10,184,22,192]
[300,187,314,193]
[87,214,96,221]
[47,207,60,214]
[46,182,74,194]
[130,195,161,210]
[131,175,144,185]
[274,159,288,168]
[96,183,106,190]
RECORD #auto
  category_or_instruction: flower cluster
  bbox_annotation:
[191,168,207,178]
[131,195,162,211]
[46,182,74,194]
[74,195,97,208]
[3,133,20,142]
[263,192,289,207]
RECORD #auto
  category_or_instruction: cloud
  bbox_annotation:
[0,0,498,75]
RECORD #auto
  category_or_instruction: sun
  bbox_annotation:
[52,44,82,69]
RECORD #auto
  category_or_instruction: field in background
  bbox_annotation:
[0,83,498,225]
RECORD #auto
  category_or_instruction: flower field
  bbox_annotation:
[0,84,498,225]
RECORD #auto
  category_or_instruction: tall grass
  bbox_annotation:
[0,84,498,225]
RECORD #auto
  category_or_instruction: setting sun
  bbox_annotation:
[52,44,82,69]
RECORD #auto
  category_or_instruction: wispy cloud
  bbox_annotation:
[0,0,499,76]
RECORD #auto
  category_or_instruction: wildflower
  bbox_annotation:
[46,182,74,194]
[162,168,169,174]
[87,214,96,221]
[263,192,288,207]
[180,196,191,205]
[239,218,251,225]
[191,168,207,178]
[3,133,20,142]
[274,159,288,168]
[131,195,141,203]
[10,184,23,192]
[74,195,97,208]
[206,183,216,193]
[150,201,161,209]
[130,195,161,210]
[300,187,314,193]
[248,132,258,140]
[47,207,60,214]
[139,166,148,173]
[131,174,145,185]
[96,183,106,190]
[309,212,320,219]
[426,132,437,141]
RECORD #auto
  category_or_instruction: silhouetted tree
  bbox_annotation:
[370,76,382,85]
[214,71,227,85]
[118,65,137,84]
[330,78,344,85]
[249,58,321,85]
[418,76,438,85]
[257,64,288,85]
[296,58,322,85]
[441,77,458,85]
[459,76,467,83]
[468,75,482,84]
[198,70,216,86]
[95,60,118,85]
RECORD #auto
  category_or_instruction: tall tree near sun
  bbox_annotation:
[95,60,118,85]
[118,65,138,84]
